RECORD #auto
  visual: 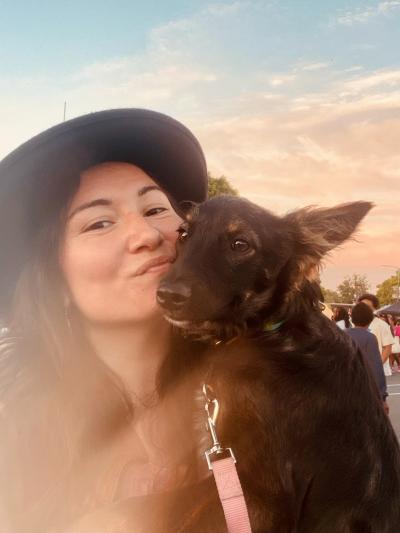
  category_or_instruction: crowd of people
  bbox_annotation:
[330,293,399,414]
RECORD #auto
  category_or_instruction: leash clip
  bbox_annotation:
[203,383,236,470]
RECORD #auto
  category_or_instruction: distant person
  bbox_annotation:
[333,307,351,330]
[380,314,394,336]
[387,314,396,336]
[358,293,394,377]
[391,319,400,372]
[346,303,388,414]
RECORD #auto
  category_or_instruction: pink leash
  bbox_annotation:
[203,384,253,533]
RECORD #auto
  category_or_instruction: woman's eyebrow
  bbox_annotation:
[67,198,112,221]
[137,185,162,197]
[67,186,162,221]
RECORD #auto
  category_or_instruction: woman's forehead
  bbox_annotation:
[69,162,159,208]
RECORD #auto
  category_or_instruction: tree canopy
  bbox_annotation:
[377,275,400,306]
[335,274,370,304]
[208,173,238,198]
[321,287,340,304]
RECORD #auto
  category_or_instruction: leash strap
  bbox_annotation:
[211,456,253,533]
[203,384,253,533]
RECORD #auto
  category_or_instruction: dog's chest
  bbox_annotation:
[190,338,274,466]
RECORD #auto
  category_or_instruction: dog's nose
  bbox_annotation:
[157,282,191,311]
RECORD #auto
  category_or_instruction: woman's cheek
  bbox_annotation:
[63,242,119,285]
[160,215,182,244]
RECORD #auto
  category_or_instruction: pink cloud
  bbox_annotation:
[194,72,400,291]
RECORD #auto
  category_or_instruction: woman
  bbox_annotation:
[0,109,210,532]
[332,306,351,330]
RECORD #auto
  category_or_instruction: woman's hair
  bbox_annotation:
[334,307,351,328]
[2,165,204,531]
[9,175,134,453]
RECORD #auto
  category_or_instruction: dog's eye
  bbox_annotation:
[177,227,189,242]
[231,239,250,252]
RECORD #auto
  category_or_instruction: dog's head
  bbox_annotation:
[157,196,372,339]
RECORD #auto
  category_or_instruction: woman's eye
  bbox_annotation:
[145,207,168,217]
[231,239,250,252]
[83,220,113,232]
[177,227,189,242]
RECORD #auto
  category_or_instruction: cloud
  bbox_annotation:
[205,1,250,16]
[336,0,400,26]
[193,64,399,291]
[269,74,297,87]
[300,62,330,71]
[0,2,398,291]
[378,0,400,13]
[342,69,400,92]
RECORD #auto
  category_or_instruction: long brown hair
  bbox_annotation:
[9,175,134,450]
[2,170,206,531]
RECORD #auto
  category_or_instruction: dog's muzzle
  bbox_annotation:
[157,281,192,314]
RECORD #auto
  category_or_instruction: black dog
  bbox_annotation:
[157,196,400,533]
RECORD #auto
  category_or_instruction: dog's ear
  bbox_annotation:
[287,201,373,255]
[284,201,373,287]
[169,200,199,220]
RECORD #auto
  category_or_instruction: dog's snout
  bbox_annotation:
[157,282,191,311]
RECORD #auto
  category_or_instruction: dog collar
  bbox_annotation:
[263,320,285,332]
[213,320,284,345]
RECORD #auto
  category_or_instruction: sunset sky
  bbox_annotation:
[1,0,399,291]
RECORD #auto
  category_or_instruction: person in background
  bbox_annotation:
[333,306,351,330]
[346,303,389,414]
[358,293,394,378]
[380,314,395,336]
[390,318,400,372]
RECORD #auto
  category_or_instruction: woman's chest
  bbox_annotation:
[71,402,198,505]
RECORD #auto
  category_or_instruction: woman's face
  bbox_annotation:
[59,162,182,325]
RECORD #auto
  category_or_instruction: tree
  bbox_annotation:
[321,286,340,304]
[208,173,238,198]
[377,275,399,306]
[336,274,370,304]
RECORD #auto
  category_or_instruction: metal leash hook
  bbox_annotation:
[203,383,236,470]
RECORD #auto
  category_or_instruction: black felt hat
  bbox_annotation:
[0,108,208,313]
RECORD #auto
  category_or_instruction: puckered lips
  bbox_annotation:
[133,255,174,277]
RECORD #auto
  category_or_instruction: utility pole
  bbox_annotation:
[63,101,67,122]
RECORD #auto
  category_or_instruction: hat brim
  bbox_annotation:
[0,108,208,312]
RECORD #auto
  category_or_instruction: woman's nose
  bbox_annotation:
[125,214,163,252]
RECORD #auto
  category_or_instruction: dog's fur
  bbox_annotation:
[156,196,400,533]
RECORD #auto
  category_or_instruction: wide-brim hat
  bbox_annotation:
[0,108,208,313]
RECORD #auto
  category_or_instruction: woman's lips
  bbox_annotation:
[134,256,173,276]
[145,262,172,275]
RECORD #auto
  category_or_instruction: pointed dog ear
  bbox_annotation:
[286,201,373,257]
[283,201,373,289]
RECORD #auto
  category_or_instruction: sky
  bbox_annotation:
[1,0,399,291]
